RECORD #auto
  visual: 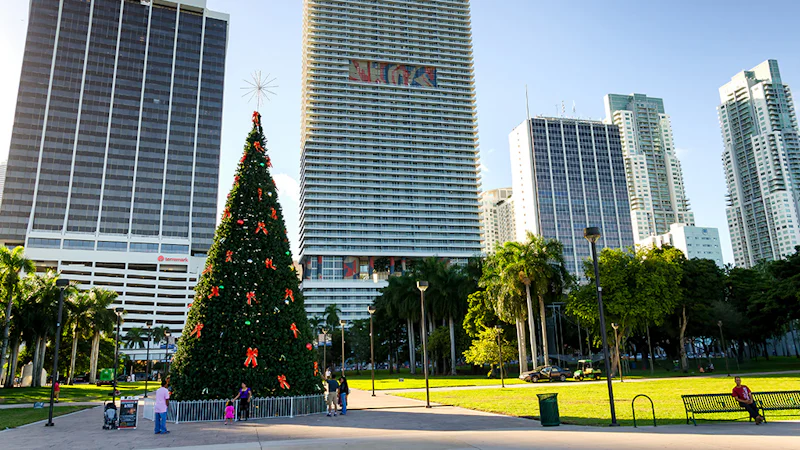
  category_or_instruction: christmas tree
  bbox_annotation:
[170,112,320,400]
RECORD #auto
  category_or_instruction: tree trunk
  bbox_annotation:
[678,306,688,372]
[515,318,526,373]
[646,324,654,375]
[791,321,800,358]
[31,336,43,387]
[0,283,15,383]
[448,316,456,376]
[524,283,539,366]
[68,322,79,384]
[4,336,20,387]
[538,295,549,365]
[763,340,770,361]
[407,319,416,375]
[89,331,100,384]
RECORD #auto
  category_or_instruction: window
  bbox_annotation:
[64,239,94,250]
[28,238,60,249]
[98,241,127,252]
[162,244,189,254]
[130,243,159,253]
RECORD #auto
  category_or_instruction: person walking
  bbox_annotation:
[325,375,339,417]
[54,379,60,403]
[338,376,350,416]
[732,376,764,424]
[154,379,170,434]
[232,382,252,421]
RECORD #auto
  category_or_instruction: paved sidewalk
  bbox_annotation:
[2,388,798,450]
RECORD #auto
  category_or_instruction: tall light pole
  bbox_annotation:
[494,325,504,388]
[611,323,622,382]
[417,280,431,408]
[718,320,730,376]
[322,328,328,375]
[368,305,376,397]
[45,278,69,427]
[340,319,346,376]
[112,307,124,415]
[584,227,618,426]
[164,331,172,376]
[144,321,152,397]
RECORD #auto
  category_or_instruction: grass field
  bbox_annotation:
[0,405,93,430]
[0,382,149,405]
[344,368,526,391]
[396,374,800,426]
[613,356,800,379]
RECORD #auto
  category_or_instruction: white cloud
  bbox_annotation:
[272,173,300,203]
[488,148,496,154]
[675,147,690,158]
[479,163,490,173]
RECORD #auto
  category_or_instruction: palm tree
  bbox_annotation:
[324,304,341,332]
[66,291,94,384]
[87,288,118,384]
[16,271,65,387]
[124,327,145,350]
[0,246,35,383]
[380,275,420,374]
[151,325,169,347]
[482,249,529,373]
[428,261,468,375]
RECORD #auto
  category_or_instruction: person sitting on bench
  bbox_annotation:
[732,376,763,424]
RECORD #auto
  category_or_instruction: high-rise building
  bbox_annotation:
[0,161,7,209]
[718,60,800,267]
[299,0,481,321]
[639,223,724,268]
[604,93,694,242]
[510,117,634,276]
[0,0,228,349]
[480,188,515,253]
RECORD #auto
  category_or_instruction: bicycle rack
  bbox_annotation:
[632,394,657,428]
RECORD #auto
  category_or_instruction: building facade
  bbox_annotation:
[510,117,635,277]
[0,161,6,209]
[718,60,800,267]
[0,0,228,349]
[639,223,724,267]
[604,93,694,242]
[299,0,481,322]
[480,188,514,253]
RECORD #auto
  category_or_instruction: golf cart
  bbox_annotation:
[573,359,602,381]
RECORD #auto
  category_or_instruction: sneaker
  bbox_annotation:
[162,431,170,434]
[327,413,332,417]
[756,416,763,425]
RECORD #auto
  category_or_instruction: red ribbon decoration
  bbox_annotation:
[314,361,319,377]
[223,208,231,219]
[253,141,263,153]
[244,348,258,367]
[233,175,240,186]
[255,222,268,235]
[285,289,294,302]
[225,250,233,262]
[266,156,272,168]
[207,286,220,299]
[258,188,262,201]
[290,323,299,338]
[202,264,213,275]
[265,258,276,270]
[239,152,247,164]
[270,208,278,220]
[246,291,256,305]
[190,323,203,338]
[252,111,260,125]
[277,375,290,389]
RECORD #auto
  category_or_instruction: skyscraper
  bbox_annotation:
[718,60,800,267]
[480,188,515,253]
[604,93,694,242]
[0,0,228,344]
[299,0,481,321]
[509,117,634,276]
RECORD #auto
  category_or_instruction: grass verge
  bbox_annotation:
[0,382,148,405]
[0,405,93,430]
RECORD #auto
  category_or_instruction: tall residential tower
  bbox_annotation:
[0,0,228,345]
[299,0,481,321]
[719,60,800,267]
[604,94,694,242]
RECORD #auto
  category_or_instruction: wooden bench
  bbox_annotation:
[682,391,800,425]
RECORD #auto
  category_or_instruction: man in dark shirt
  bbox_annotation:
[732,377,763,424]
[325,375,340,417]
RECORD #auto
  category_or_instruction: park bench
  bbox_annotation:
[682,391,800,425]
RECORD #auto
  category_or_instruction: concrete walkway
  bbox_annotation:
[2,389,798,450]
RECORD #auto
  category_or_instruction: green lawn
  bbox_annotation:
[344,368,526,390]
[397,374,800,426]
[612,356,800,380]
[0,382,149,405]
[0,406,93,430]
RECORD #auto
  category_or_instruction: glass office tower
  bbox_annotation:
[299,0,482,321]
[0,0,228,347]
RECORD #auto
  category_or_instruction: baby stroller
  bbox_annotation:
[102,401,118,430]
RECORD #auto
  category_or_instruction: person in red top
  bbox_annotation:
[732,376,763,424]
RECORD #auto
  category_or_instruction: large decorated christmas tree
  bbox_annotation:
[170,112,320,400]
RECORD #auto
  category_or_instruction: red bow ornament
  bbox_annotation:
[190,323,203,338]
[233,175,240,186]
[314,361,319,377]
[239,152,247,164]
[225,250,233,262]
[258,188,262,201]
[270,208,278,220]
[202,264,213,275]
[265,258,276,270]
[277,375,290,389]
[253,141,263,153]
[252,111,260,125]
[290,323,299,338]
[244,348,258,367]
[208,286,220,299]
[266,156,272,168]
[223,208,231,219]
[285,289,294,302]
[255,222,268,235]
[246,291,257,305]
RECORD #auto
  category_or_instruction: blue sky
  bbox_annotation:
[2,1,800,263]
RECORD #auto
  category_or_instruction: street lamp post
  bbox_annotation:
[368,305,376,397]
[583,227,618,426]
[45,278,69,427]
[144,321,152,397]
[718,320,730,376]
[494,325,504,388]
[164,331,172,376]
[611,323,622,382]
[416,280,431,408]
[112,307,124,421]
[340,319,346,376]
[322,328,328,375]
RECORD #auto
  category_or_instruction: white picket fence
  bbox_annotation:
[141,394,325,423]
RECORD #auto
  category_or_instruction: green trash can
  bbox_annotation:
[537,393,560,426]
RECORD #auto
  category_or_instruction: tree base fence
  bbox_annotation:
[141,394,325,423]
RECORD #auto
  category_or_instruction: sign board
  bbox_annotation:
[118,398,138,429]
[33,402,44,409]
